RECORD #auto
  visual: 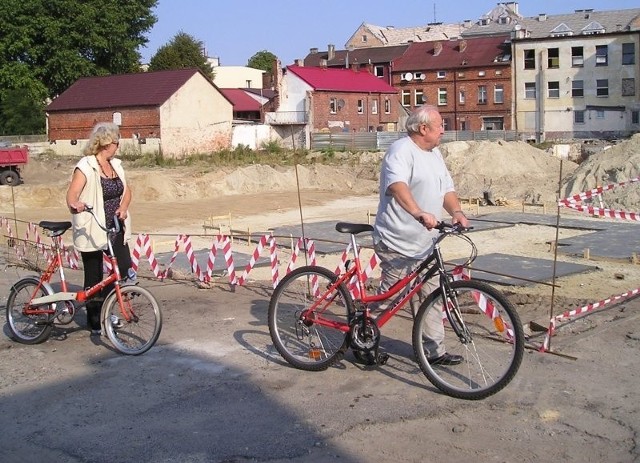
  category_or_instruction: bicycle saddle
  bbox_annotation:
[39,221,72,237]
[335,222,373,235]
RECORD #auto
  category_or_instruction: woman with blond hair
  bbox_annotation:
[66,122,133,335]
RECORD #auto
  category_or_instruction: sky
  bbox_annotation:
[139,0,640,66]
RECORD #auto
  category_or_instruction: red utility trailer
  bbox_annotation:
[0,145,28,185]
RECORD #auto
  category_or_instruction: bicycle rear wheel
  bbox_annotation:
[6,277,54,344]
[269,266,354,371]
[102,285,162,355]
[413,280,524,400]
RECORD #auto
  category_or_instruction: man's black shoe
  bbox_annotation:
[428,353,463,365]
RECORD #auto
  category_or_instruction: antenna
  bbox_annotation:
[433,3,437,23]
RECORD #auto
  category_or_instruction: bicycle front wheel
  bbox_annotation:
[102,285,162,355]
[6,277,54,344]
[269,266,354,371]
[413,280,524,400]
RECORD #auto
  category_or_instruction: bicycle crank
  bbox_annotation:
[349,314,380,352]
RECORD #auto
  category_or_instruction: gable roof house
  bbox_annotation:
[503,7,640,141]
[219,88,263,123]
[346,22,466,49]
[266,64,399,148]
[46,69,233,157]
[392,35,513,131]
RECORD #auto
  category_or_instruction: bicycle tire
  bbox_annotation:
[6,277,54,344]
[269,265,354,371]
[101,285,162,355]
[412,279,525,400]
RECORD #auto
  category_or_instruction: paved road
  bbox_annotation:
[1,273,639,462]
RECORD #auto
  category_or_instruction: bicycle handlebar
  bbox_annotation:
[84,205,121,235]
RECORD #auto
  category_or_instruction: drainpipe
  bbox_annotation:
[537,50,545,143]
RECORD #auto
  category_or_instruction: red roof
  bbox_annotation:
[219,89,261,111]
[392,36,511,71]
[46,69,223,111]
[286,65,397,93]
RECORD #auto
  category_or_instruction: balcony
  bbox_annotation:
[264,111,308,125]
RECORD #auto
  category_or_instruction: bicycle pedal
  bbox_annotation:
[376,353,389,365]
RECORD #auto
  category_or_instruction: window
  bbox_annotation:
[548,81,560,98]
[438,88,447,105]
[595,45,608,66]
[622,78,636,96]
[623,43,635,65]
[330,98,337,114]
[415,89,424,106]
[112,112,122,125]
[478,70,486,76]
[548,48,559,68]
[442,118,450,130]
[572,46,584,67]
[362,35,368,43]
[572,80,584,97]
[371,99,378,114]
[494,84,504,103]
[524,49,535,69]
[574,110,585,124]
[357,99,364,114]
[478,85,487,104]
[459,90,465,104]
[596,79,608,97]
[525,82,536,99]
[595,110,605,119]
[632,110,639,124]
[402,90,411,106]
[384,98,390,114]
[437,71,446,79]
[374,65,384,77]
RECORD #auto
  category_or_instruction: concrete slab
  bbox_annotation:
[451,252,598,286]
[473,212,639,261]
[272,221,373,254]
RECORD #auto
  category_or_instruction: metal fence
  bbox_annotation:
[310,130,519,151]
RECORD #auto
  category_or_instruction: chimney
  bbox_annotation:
[328,44,335,61]
[310,47,318,54]
[463,19,472,28]
[319,59,328,69]
[538,13,547,21]
[433,41,443,56]
[351,63,359,72]
[459,40,468,53]
[294,59,304,66]
[505,1,519,15]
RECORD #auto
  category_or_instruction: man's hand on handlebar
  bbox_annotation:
[416,211,438,230]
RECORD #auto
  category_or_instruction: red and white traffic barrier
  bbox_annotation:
[558,176,640,221]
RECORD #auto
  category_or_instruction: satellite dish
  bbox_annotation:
[403,72,413,81]
[337,99,345,109]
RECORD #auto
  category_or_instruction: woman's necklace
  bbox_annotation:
[98,159,115,179]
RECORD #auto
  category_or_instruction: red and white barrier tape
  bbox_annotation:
[558,176,640,221]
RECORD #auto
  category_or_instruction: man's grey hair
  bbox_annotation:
[405,105,440,134]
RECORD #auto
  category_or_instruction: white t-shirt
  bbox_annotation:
[373,137,455,259]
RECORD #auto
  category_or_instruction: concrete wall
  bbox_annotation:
[212,66,265,88]
[159,73,233,156]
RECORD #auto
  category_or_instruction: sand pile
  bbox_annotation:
[560,134,640,211]
[440,140,578,203]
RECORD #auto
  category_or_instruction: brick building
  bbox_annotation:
[268,64,399,134]
[46,69,233,157]
[392,36,513,131]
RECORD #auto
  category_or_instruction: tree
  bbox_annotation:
[148,32,214,80]
[248,50,277,73]
[0,0,157,134]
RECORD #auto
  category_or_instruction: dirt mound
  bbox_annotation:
[440,140,578,203]
[560,134,640,212]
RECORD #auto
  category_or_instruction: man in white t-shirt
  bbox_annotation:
[373,105,470,365]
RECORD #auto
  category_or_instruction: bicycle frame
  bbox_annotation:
[25,217,132,322]
[306,230,450,333]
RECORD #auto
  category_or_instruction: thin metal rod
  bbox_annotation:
[547,159,564,351]
[294,164,308,267]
